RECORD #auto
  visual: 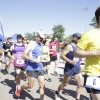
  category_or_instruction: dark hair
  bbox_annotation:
[95,7,100,24]
[7,37,12,40]
[22,37,27,40]
[62,42,70,49]
[42,40,47,45]
[17,34,23,39]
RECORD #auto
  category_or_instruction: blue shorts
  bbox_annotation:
[64,65,81,76]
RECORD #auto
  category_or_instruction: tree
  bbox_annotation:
[52,24,65,41]
[24,32,35,40]
[64,34,72,42]
[89,17,97,28]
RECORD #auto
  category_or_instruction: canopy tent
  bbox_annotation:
[11,33,18,42]
[0,34,4,41]
[0,18,5,42]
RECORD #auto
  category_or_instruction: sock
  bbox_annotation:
[18,85,21,90]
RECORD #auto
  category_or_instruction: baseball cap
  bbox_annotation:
[73,32,82,38]
[17,34,23,39]
[34,31,44,38]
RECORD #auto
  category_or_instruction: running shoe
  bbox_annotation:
[48,78,52,82]
[54,71,58,76]
[15,85,22,97]
[54,91,60,100]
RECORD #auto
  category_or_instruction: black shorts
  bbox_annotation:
[42,61,50,67]
[14,66,25,71]
[84,75,100,94]
[50,55,57,61]
[27,70,44,78]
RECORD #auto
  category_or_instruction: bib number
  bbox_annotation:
[85,76,100,90]
[52,46,56,50]
[16,60,24,64]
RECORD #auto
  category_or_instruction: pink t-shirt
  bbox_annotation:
[49,42,58,57]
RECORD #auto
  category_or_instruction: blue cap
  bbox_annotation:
[73,32,82,38]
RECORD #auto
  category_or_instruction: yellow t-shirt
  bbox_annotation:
[77,29,100,76]
[42,46,50,62]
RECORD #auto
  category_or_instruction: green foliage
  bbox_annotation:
[24,32,35,40]
[52,24,65,41]
[64,35,72,42]
[89,17,97,28]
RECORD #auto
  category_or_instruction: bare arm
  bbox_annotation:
[74,47,90,58]
[0,49,3,55]
[74,47,100,58]
[60,44,74,64]
[7,45,14,59]
[22,41,40,63]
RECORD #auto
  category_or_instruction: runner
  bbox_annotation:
[3,37,13,75]
[8,34,26,85]
[49,38,59,76]
[22,37,27,45]
[54,33,83,100]
[42,40,52,82]
[15,31,45,100]
[0,42,4,71]
[75,7,100,100]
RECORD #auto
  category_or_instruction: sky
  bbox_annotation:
[0,0,99,37]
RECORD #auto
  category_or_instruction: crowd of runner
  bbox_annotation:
[0,7,100,100]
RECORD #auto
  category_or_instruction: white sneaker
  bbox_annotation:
[54,92,61,100]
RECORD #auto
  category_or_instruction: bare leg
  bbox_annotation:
[57,74,70,93]
[74,73,83,99]
[21,76,35,90]
[91,93,100,100]
[54,60,58,72]
[15,69,21,85]
[46,65,51,78]
[37,76,45,100]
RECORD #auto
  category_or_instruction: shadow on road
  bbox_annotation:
[58,67,64,69]
[10,72,15,76]
[58,77,77,86]
[36,87,68,100]
[62,88,89,100]
[0,79,39,100]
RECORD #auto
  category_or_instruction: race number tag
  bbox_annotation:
[16,60,24,64]
[52,45,56,50]
[86,76,100,90]
[14,53,26,67]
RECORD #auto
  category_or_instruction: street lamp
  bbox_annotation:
[82,7,88,32]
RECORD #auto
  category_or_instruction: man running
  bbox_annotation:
[8,34,26,85]
[3,37,13,75]
[75,7,100,100]
[15,31,45,100]
[49,38,59,75]
[55,33,83,100]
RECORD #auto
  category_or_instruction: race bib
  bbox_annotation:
[16,59,24,64]
[52,45,56,50]
[85,76,100,90]
[14,54,26,67]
